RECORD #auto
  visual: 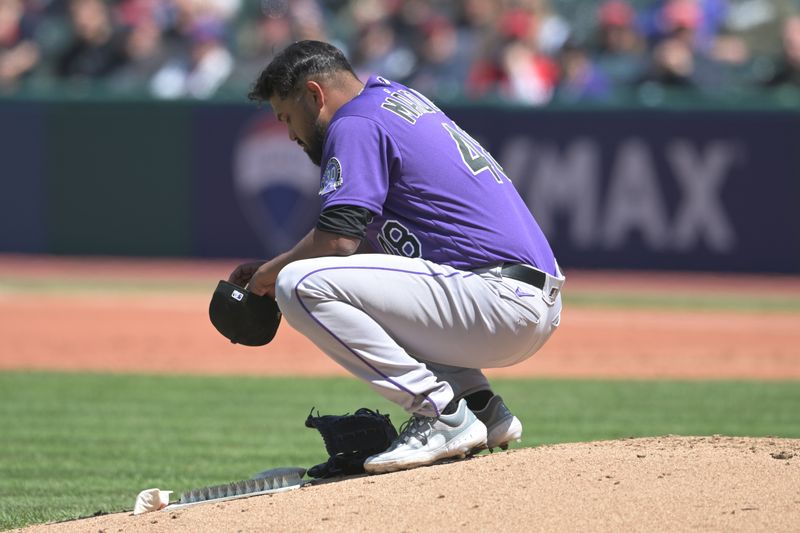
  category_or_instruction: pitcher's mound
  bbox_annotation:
[18,436,800,533]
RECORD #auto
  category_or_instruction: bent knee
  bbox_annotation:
[275,257,339,311]
[275,256,358,316]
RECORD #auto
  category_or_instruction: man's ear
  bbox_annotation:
[305,80,325,110]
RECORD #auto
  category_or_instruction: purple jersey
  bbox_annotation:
[318,75,557,275]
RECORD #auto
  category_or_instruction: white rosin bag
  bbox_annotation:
[133,488,172,515]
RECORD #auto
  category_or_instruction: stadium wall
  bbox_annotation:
[1,100,798,273]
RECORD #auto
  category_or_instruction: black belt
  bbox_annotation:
[500,263,547,290]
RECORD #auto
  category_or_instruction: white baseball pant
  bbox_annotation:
[274,254,563,417]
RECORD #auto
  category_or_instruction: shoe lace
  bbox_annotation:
[397,414,434,445]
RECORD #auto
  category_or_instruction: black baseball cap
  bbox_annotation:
[209,280,282,346]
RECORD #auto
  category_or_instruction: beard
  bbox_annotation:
[305,119,327,167]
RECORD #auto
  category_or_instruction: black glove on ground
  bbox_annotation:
[305,407,399,478]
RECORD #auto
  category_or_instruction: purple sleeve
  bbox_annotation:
[319,116,400,215]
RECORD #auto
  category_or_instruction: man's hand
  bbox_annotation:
[247,267,276,298]
[228,261,266,288]
[226,228,360,298]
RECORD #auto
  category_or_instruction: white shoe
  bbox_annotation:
[363,399,487,474]
[471,395,522,450]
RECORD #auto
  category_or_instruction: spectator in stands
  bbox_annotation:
[454,0,498,95]
[158,0,239,36]
[230,9,292,86]
[639,35,698,87]
[125,16,162,61]
[229,0,328,96]
[636,0,725,90]
[456,0,498,50]
[500,9,559,105]
[661,0,704,49]
[763,14,800,87]
[468,8,558,105]
[660,0,750,85]
[108,0,170,91]
[288,0,326,42]
[458,0,496,33]
[0,0,40,88]
[149,15,233,98]
[351,19,415,81]
[56,0,130,79]
[526,0,570,57]
[3,0,793,101]
[555,40,612,102]
[406,15,471,100]
[395,0,440,35]
[640,0,729,52]
[708,26,749,68]
[592,1,646,88]
[154,0,237,59]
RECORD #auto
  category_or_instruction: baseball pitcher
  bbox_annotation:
[230,40,564,473]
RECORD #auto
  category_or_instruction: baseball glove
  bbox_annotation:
[208,280,281,346]
[305,407,399,478]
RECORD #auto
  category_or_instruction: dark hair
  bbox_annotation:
[248,40,358,102]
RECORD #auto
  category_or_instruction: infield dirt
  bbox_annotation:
[1,256,799,379]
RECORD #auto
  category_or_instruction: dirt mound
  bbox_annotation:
[17,436,800,533]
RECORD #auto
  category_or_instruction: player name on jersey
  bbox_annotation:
[380,87,440,125]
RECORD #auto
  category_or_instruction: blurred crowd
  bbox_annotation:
[2,0,800,103]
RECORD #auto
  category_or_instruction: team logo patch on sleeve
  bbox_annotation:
[319,157,343,195]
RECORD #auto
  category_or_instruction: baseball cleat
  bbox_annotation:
[470,394,522,451]
[363,398,487,474]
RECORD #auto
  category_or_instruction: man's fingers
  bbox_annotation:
[250,284,275,297]
[227,270,247,285]
[227,261,270,290]
[228,263,260,286]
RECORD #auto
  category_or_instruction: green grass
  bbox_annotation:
[1,373,799,530]
[0,278,212,295]
[564,291,800,312]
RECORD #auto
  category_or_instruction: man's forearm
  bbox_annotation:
[260,229,323,282]
[248,228,361,295]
